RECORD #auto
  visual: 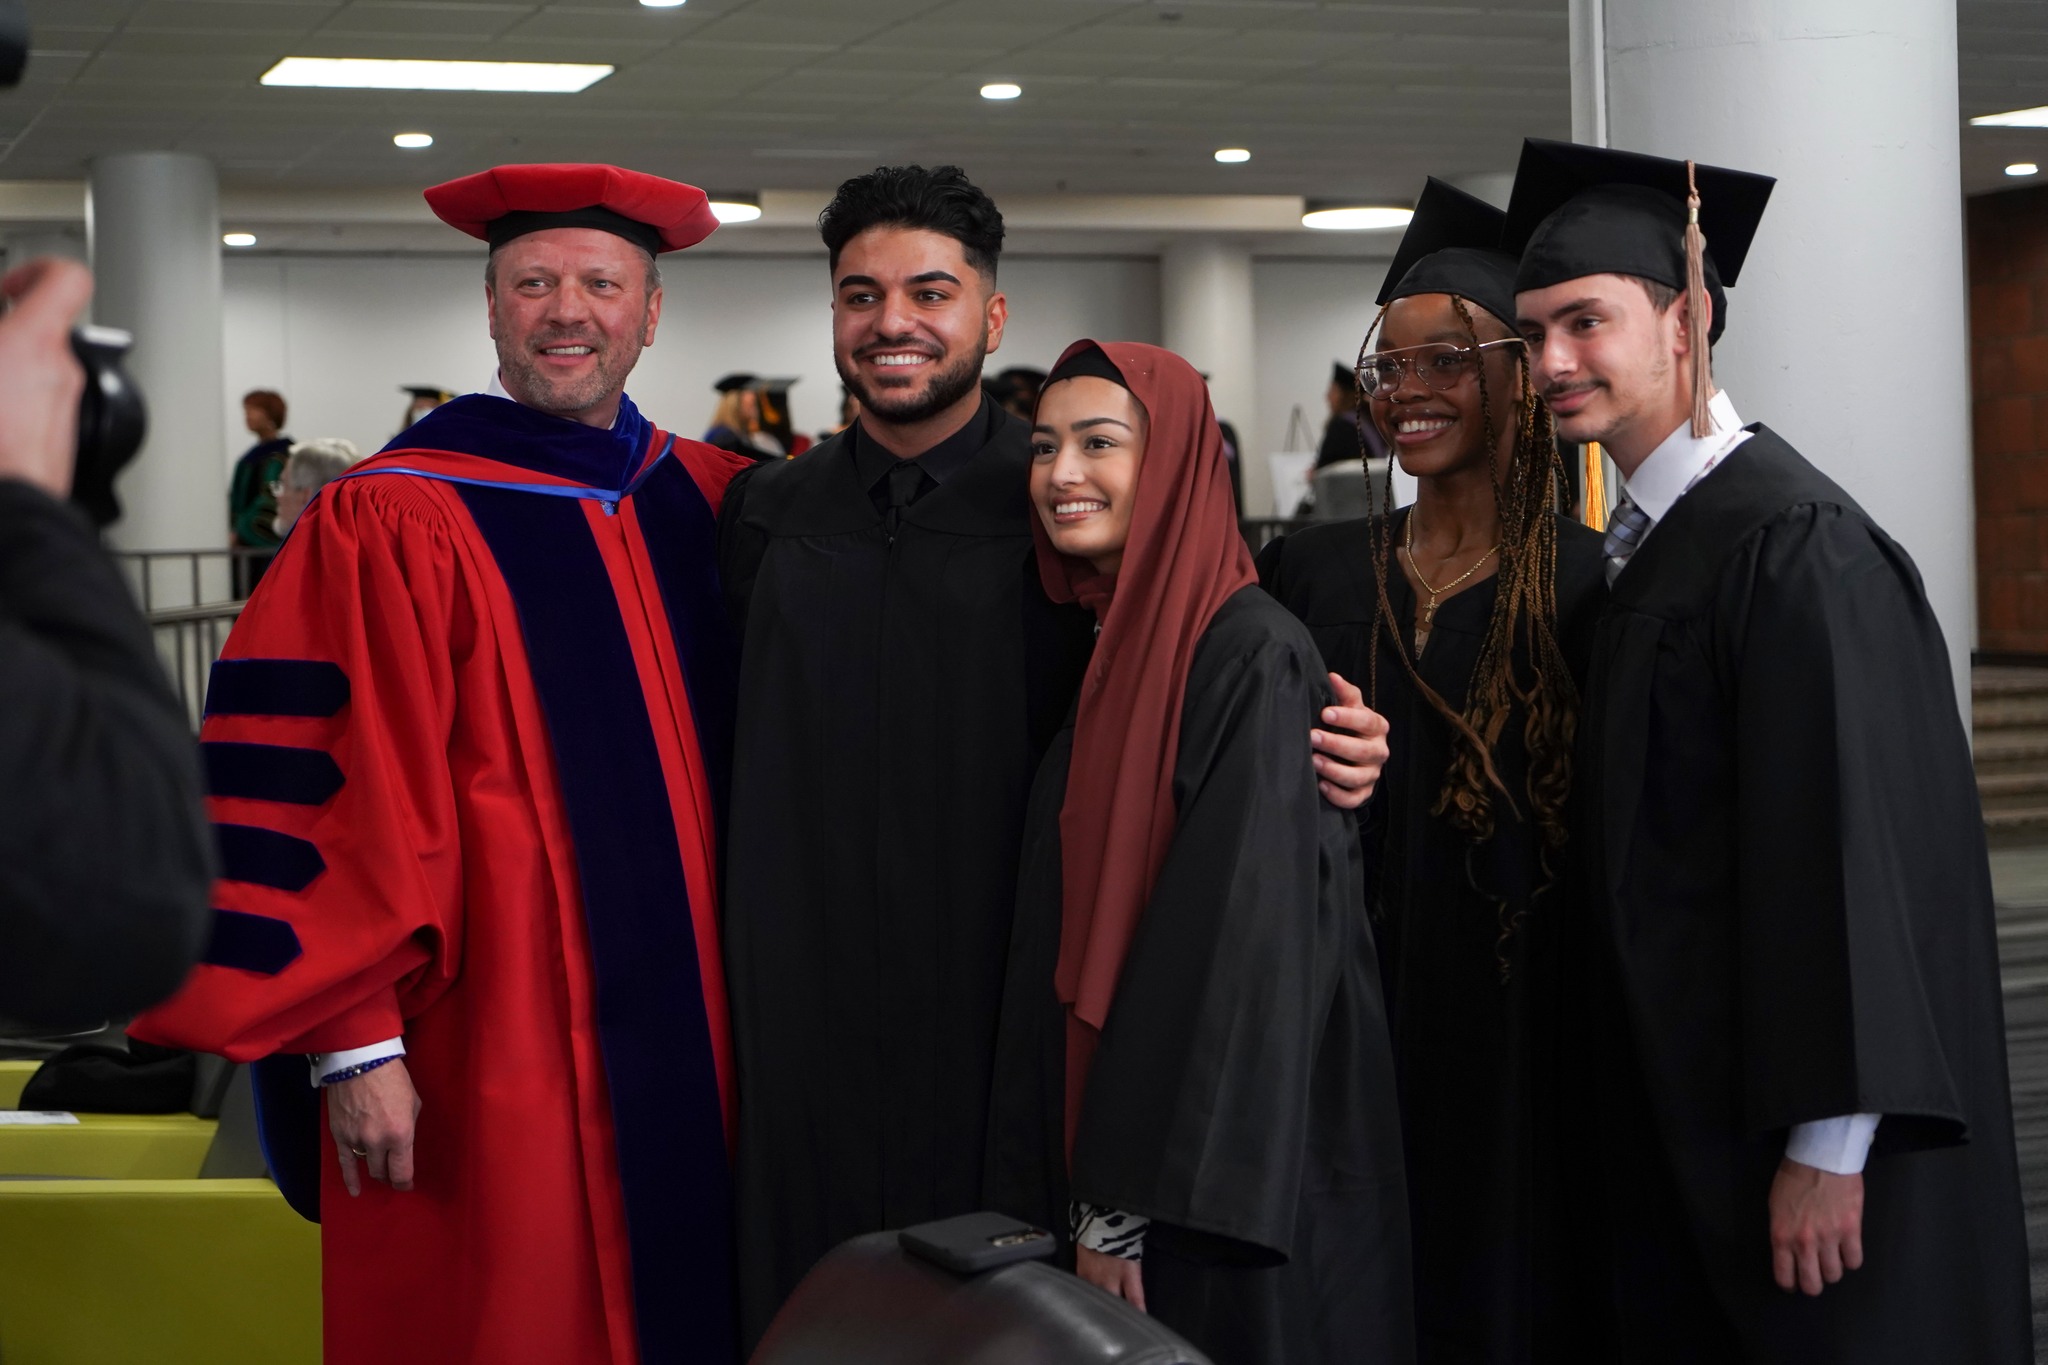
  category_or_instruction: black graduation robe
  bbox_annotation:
[717,408,1095,1346]
[1257,512,1607,1365]
[985,586,1415,1365]
[1572,426,2031,1363]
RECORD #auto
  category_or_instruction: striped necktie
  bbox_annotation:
[1603,495,1653,585]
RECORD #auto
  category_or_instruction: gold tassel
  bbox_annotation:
[1583,442,1607,531]
[1683,159,1712,439]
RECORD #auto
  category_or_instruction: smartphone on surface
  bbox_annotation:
[898,1211,1057,1274]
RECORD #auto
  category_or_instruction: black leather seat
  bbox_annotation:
[751,1230,1214,1365]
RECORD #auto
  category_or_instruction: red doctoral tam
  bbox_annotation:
[424,163,720,256]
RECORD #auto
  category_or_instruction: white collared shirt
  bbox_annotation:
[1617,388,1751,532]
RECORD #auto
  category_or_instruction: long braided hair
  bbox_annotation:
[1357,294,1579,976]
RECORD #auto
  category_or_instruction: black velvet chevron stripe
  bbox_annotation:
[203,742,345,806]
[202,909,304,976]
[205,659,350,718]
[214,823,326,892]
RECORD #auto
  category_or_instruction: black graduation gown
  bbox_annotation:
[717,410,1095,1346]
[985,587,1415,1365]
[1257,512,1608,1365]
[1573,426,2031,1363]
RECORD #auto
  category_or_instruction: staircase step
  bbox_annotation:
[1981,771,2048,803]
[1975,696,2048,729]
[1973,666,2048,700]
[1975,727,2048,766]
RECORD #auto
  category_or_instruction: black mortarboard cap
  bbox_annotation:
[714,373,758,393]
[1375,178,1519,329]
[402,385,454,402]
[1503,139,1775,345]
[745,376,800,395]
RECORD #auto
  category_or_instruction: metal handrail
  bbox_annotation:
[109,547,271,615]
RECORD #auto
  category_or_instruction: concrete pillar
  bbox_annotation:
[87,153,228,569]
[1161,238,1262,509]
[1593,1,1975,703]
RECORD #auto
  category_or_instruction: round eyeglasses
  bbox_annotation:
[1356,339,1524,399]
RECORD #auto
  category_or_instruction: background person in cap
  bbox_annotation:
[717,164,1391,1348]
[1259,178,1607,1364]
[703,371,767,457]
[134,163,753,1365]
[396,385,454,438]
[1508,138,2029,1362]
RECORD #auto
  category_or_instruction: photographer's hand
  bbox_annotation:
[0,256,92,498]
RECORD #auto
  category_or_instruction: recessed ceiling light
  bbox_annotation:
[640,0,687,6]
[1974,106,2048,128]
[393,132,434,150]
[980,82,1022,101]
[2008,162,2041,177]
[1214,148,1251,164]
[1302,206,1414,231]
[223,233,257,248]
[709,200,763,224]
[260,57,613,94]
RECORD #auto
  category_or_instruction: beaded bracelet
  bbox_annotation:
[320,1054,401,1086]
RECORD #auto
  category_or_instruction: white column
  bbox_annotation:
[87,153,228,561]
[1597,1,1974,704]
[1161,238,1261,509]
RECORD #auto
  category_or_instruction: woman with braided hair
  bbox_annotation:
[1256,180,1606,1365]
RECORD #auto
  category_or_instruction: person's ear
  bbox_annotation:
[983,289,1008,357]
[642,285,663,347]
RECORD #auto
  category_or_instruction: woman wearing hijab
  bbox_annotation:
[985,339,1414,1365]
[1255,181,1607,1364]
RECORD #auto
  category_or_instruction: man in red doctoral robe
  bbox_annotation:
[134,164,751,1365]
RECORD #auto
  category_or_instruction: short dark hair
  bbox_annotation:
[1624,275,1681,314]
[819,165,1004,280]
[243,390,286,427]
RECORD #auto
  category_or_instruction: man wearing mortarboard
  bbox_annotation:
[1507,138,2030,1361]
[134,164,753,1365]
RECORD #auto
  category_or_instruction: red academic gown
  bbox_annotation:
[134,393,749,1365]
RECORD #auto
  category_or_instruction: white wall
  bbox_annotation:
[1249,258,1393,516]
[220,252,1162,467]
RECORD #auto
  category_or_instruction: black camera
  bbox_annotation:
[1,1,149,526]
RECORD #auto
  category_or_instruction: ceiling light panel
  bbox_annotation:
[260,58,614,95]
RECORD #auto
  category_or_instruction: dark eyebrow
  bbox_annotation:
[836,273,879,291]
[1072,417,1133,432]
[1524,297,1602,328]
[909,270,962,286]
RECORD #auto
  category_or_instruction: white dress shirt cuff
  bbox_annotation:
[311,1037,406,1086]
[1785,1113,1881,1175]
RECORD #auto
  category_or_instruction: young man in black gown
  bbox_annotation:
[716,165,1391,1346]
[1506,138,2030,1363]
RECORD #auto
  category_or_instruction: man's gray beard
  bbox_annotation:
[838,336,988,427]
[499,344,638,416]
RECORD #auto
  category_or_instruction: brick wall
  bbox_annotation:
[1971,183,2048,656]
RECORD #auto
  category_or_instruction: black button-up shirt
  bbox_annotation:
[848,394,1002,518]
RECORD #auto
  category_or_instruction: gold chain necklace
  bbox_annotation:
[1402,511,1498,654]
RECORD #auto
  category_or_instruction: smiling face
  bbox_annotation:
[1030,375,1147,577]
[1368,293,1524,483]
[487,227,662,428]
[1515,272,1695,468]
[832,226,1006,436]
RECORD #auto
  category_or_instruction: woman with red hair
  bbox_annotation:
[984,340,1414,1364]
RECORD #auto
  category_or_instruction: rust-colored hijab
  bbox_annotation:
[1031,340,1257,1155]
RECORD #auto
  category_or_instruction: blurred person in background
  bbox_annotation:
[271,437,360,537]
[228,387,291,596]
[395,385,454,438]
[0,254,211,1025]
[704,372,768,457]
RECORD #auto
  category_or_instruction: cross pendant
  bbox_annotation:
[1421,595,1440,627]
